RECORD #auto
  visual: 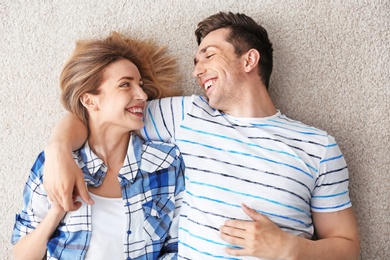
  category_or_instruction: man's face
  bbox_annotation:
[193,28,247,114]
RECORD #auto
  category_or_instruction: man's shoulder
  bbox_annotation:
[276,112,333,142]
[145,95,213,118]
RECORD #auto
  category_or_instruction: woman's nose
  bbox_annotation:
[136,85,147,100]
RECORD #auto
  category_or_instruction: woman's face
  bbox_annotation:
[88,59,147,133]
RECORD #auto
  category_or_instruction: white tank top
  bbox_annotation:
[84,192,125,259]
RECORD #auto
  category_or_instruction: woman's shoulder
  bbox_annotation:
[143,139,181,159]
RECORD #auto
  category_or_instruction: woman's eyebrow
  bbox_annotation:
[117,76,135,82]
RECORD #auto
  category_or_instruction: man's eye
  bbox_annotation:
[206,54,215,59]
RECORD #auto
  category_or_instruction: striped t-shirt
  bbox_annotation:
[142,95,351,259]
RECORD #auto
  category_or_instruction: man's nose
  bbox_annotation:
[193,60,205,78]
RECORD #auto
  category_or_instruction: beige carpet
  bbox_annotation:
[1,1,388,259]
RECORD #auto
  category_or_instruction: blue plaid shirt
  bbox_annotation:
[12,133,185,259]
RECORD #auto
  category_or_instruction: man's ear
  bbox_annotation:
[80,93,97,111]
[244,49,260,73]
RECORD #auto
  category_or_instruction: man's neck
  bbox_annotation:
[224,84,277,118]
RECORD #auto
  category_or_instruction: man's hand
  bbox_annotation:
[220,204,360,259]
[219,204,293,259]
[43,142,94,211]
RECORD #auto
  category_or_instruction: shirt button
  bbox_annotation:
[127,230,132,235]
[126,202,130,206]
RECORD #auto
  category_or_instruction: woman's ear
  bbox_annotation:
[244,49,260,73]
[80,93,97,111]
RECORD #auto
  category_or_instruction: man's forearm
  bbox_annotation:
[48,112,88,151]
[43,112,92,211]
[221,206,360,259]
[287,235,360,260]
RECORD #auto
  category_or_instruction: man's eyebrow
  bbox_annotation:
[194,45,215,65]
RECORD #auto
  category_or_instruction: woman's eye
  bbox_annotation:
[119,82,130,88]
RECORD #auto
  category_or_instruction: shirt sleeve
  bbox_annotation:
[141,96,191,143]
[11,151,50,244]
[311,135,352,212]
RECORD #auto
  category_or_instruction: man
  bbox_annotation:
[44,12,360,259]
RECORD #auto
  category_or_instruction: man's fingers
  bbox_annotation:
[61,192,78,211]
[223,204,264,229]
[225,246,247,257]
[220,228,247,256]
[75,176,94,205]
[224,218,253,231]
[46,184,67,208]
[241,203,263,221]
[220,226,246,247]
[220,224,245,238]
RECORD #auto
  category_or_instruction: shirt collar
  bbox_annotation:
[78,133,141,184]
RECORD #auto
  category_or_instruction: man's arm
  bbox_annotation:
[43,112,93,211]
[141,96,189,142]
[220,204,360,260]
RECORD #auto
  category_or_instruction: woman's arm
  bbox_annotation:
[13,153,67,259]
[13,206,66,260]
[43,112,93,211]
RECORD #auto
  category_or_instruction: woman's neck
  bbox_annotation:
[87,127,131,169]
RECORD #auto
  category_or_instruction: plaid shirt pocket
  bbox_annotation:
[143,196,175,241]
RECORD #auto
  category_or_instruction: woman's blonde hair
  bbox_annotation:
[60,32,181,125]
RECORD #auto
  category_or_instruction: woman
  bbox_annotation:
[11,32,185,259]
